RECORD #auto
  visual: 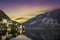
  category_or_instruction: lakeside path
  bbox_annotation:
[10,35,31,40]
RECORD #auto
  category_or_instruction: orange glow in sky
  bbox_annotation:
[4,5,56,18]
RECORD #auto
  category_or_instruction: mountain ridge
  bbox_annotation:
[23,8,60,40]
[0,10,10,20]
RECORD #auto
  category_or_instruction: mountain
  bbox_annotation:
[23,8,60,27]
[16,17,28,20]
[23,8,60,40]
[13,17,30,23]
[0,10,10,20]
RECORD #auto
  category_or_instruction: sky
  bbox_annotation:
[0,0,60,23]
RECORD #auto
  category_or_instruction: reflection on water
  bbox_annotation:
[0,21,60,40]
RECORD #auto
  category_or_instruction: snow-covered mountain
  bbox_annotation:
[23,8,60,40]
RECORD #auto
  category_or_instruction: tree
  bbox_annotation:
[9,24,17,37]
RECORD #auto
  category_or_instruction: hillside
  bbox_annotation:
[0,10,10,20]
[23,8,60,40]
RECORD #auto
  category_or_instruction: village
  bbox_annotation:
[0,10,26,40]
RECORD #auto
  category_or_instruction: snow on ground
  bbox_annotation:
[10,35,31,40]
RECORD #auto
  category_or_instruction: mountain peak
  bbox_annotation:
[0,9,10,20]
[23,8,60,40]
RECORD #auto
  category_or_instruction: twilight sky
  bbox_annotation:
[0,0,60,20]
